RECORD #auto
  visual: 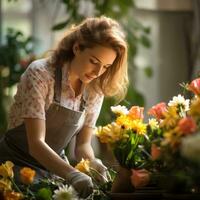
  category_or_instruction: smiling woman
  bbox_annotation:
[0,16,128,198]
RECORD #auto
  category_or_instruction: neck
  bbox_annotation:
[67,63,83,97]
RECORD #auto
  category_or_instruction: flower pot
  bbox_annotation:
[111,166,134,193]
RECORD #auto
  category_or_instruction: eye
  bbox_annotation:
[89,58,99,65]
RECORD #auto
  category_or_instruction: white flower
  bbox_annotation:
[168,94,190,111]
[148,118,159,129]
[53,185,78,200]
[181,133,200,163]
[111,105,128,115]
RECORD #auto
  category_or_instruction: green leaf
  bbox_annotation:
[36,188,52,200]
[144,66,153,78]
[52,20,69,31]
[139,35,151,48]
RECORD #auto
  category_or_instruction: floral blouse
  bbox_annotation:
[8,58,104,129]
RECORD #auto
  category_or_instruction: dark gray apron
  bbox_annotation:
[0,66,86,180]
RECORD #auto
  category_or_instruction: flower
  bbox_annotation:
[188,78,200,95]
[111,105,128,115]
[148,118,159,130]
[3,191,23,200]
[96,122,126,143]
[177,117,197,135]
[20,167,36,185]
[75,158,90,174]
[0,161,14,178]
[0,179,12,191]
[53,185,78,200]
[148,102,167,120]
[168,94,190,112]
[128,106,144,120]
[96,105,149,169]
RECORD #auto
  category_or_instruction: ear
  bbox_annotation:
[73,43,80,55]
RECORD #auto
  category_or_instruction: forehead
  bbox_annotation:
[84,45,117,63]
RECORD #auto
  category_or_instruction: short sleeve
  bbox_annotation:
[84,91,104,128]
[20,61,49,120]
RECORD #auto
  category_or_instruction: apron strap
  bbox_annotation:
[54,67,62,103]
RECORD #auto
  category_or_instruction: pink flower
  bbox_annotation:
[188,78,200,95]
[151,144,161,160]
[128,106,144,120]
[148,102,167,120]
[130,169,150,188]
[178,117,197,135]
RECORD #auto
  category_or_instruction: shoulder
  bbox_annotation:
[23,58,54,81]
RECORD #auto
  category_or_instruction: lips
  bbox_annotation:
[85,74,95,80]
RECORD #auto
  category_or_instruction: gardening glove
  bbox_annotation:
[66,170,93,198]
[89,158,108,183]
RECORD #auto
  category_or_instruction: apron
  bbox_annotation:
[0,65,86,181]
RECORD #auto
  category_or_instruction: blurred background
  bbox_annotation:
[0,0,198,161]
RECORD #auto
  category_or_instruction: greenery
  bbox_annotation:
[0,28,34,133]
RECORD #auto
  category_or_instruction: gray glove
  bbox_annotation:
[89,158,108,183]
[66,170,93,198]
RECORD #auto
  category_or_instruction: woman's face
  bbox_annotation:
[70,44,117,83]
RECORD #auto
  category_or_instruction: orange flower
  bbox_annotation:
[3,191,23,200]
[188,78,200,95]
[20,167,36,185]
[178,117,197,135]
[130,169,150,188]
[148,102,167,120]
[151,144,161,160]
[128,106,144,120]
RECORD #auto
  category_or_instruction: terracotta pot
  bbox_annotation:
[111,166,134,193]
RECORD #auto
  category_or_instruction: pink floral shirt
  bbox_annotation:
[8,58,104,129]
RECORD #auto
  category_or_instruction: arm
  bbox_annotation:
[75,125,95,161]
[25,118,93,198]
[25,118,74,179]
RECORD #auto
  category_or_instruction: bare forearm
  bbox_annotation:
[75,143,95,161]
[29,140,74,179]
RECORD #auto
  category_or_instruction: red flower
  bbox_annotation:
[178,117,197,135]
[148,102,167,120]
[130,169,150,188]
[188,78,200,95]
[128,106,144,120]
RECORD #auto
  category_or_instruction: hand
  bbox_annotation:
[66,170,93,198]
[89,158,108,183]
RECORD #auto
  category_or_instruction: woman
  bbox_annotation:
[0,16,128,197]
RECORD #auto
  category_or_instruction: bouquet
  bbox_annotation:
[147,78,200,193]
[96,105,153,192]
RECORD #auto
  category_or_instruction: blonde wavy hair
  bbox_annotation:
[51,16,128,102]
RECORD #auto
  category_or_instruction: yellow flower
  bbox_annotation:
[96,123,125,143]
[0,161,14,179]
[161,106,179,130]
[148,119,159,129]
[162,129,181,150]
[75,159,90,174]
[3,191,23,200]
[116,115,133,130]
[20,167,36,185]
[132,120,147,135]
[189,97,200,119]
[0,179,12,191]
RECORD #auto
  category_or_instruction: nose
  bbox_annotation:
[94,65,103,77]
